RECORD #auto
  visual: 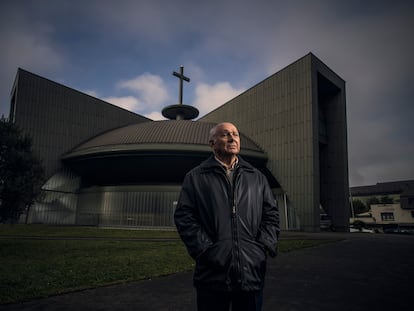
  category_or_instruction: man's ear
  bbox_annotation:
[209,140,215,148]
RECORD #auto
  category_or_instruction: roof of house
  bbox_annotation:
[351,180,414,196]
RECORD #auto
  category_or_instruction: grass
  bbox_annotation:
[0,224,180,239]
[0,224,336,304]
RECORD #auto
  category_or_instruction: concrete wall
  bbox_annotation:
[201,53,349,231]
[10,69,149,179]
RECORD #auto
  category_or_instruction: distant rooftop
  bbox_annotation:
[351,180,414,196]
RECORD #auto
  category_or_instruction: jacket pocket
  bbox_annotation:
[243,239,267,265]
[197,239,232,267]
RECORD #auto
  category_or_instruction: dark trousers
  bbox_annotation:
[196,288,263,311]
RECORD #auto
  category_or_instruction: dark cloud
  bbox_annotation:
[0,0,413,186]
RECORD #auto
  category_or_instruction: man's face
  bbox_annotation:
[210,123,240,157]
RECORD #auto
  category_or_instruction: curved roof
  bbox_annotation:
[62,120,277,187]
[64,120,265,159]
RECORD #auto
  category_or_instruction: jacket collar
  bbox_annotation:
[200,154,255,172]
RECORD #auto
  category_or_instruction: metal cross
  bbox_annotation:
[173,65,190,105]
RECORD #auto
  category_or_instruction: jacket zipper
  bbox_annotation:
[230,171,242,287]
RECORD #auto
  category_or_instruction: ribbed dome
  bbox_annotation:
[66,120,264,157]
[62,120,271,186]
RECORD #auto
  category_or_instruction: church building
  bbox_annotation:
[9,53,349,232]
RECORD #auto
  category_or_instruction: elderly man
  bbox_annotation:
[174,122,279,311]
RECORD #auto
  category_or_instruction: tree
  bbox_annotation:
[0,117,45,223]
[351,199,367,215]
[366,196,380,208]
[380,195,394,204]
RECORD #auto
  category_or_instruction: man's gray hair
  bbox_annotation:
[209,125,218,142]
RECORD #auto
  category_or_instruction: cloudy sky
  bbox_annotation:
[0,0,413,187]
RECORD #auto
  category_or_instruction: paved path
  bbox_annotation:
[1,232,413,310]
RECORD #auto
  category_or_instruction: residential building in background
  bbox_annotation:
[350,180,414,232]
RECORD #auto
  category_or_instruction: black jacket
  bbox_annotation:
[174,155,279,291]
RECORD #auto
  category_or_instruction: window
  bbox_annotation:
[381,212,394,221]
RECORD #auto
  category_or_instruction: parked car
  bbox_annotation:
[320,214,334,231]
[383,226,414,235]
[350,226,375,233]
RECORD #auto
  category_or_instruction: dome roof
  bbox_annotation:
[62,120,271,186]
[65,120,265,158]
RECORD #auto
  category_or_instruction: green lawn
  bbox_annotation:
[0,224,180,239]
[0,224,335,304]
